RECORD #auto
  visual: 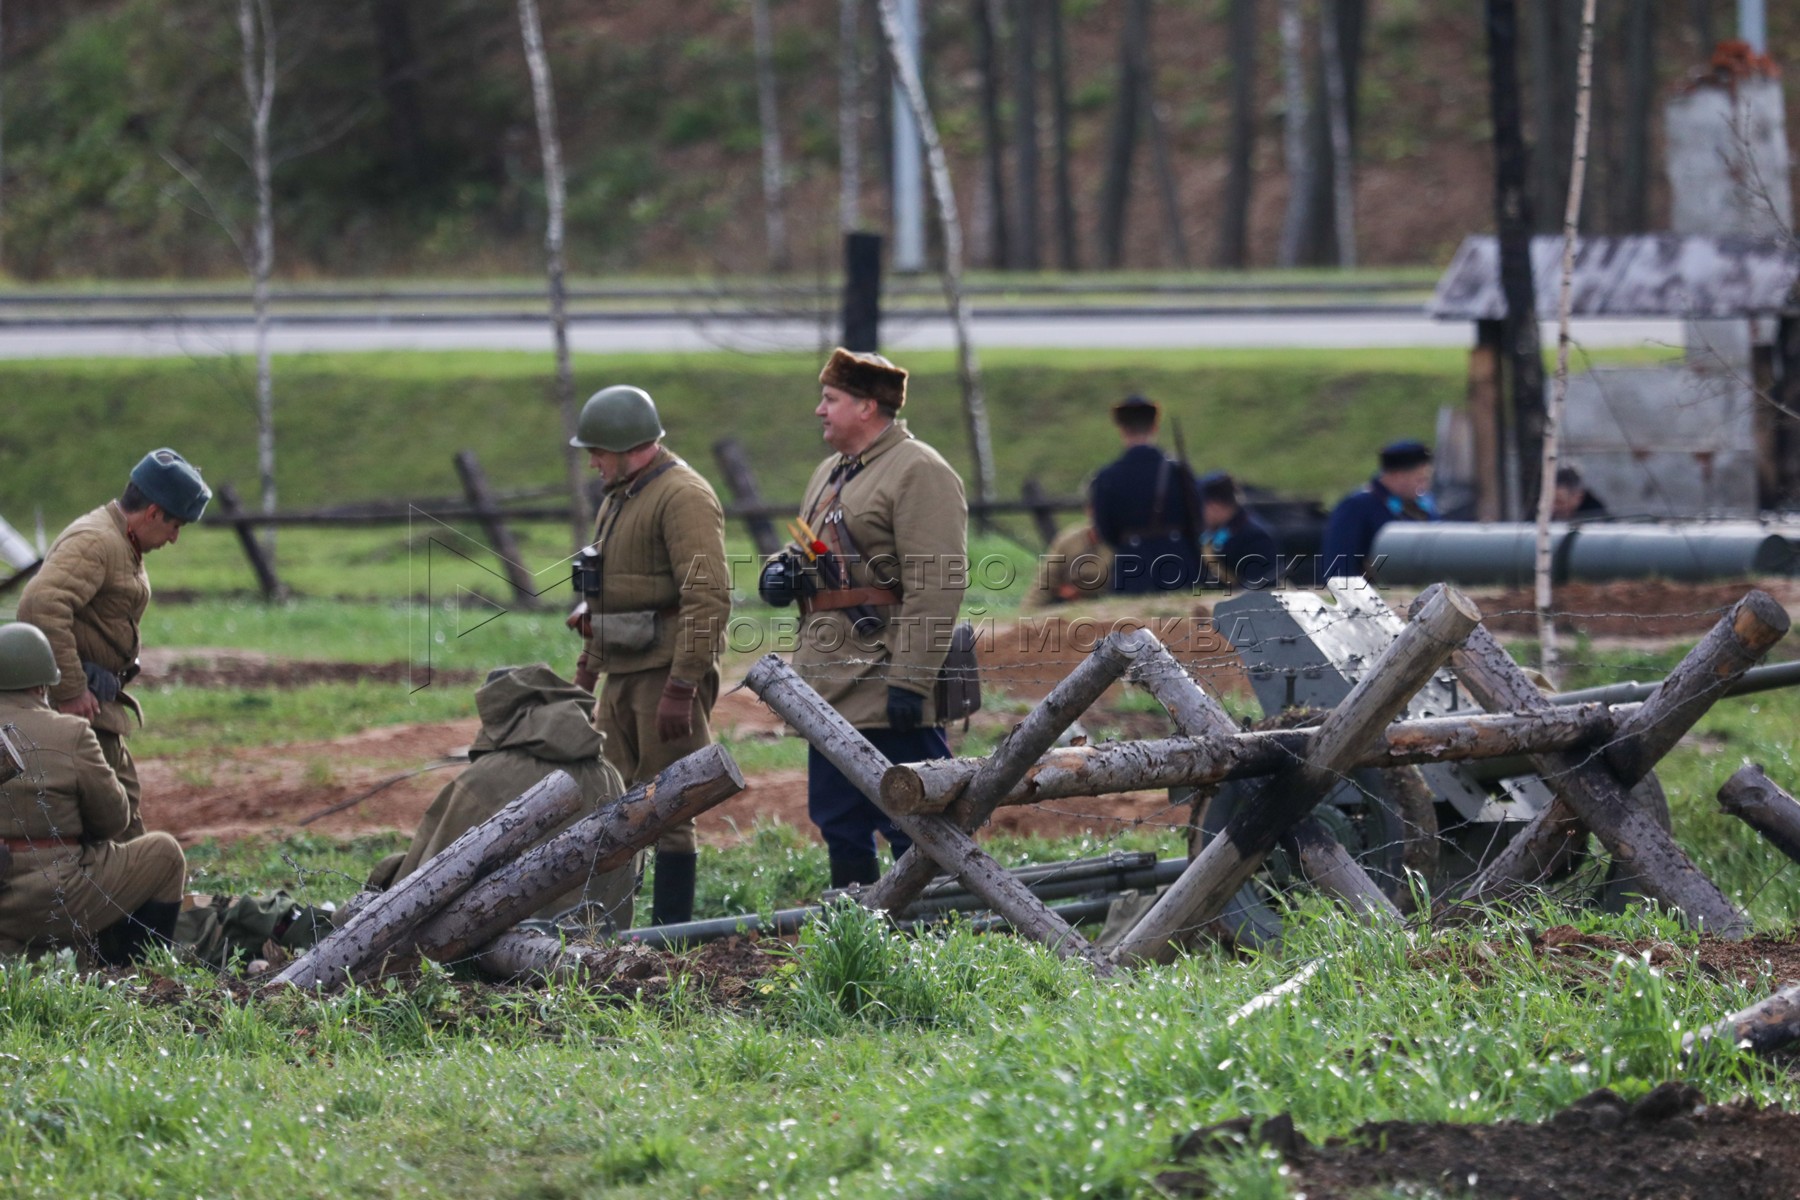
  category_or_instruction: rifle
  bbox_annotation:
[1167,416,1205,563]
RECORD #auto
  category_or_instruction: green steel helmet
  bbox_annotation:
[0,622,60,691]
[570,386,665,452]
[130,448,212,522]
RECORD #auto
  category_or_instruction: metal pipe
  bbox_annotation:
[1548,658,1800,707]
[1370,521,1795,585]
[613,856,1188,948]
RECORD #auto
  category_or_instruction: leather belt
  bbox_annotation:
[2,836,68,853]
[800,587,901,615]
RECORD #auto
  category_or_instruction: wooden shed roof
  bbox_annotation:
[1428,234,1800,320]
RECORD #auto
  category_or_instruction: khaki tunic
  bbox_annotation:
[372,665,637,925]
[1025,523,1113,608]
[17,502,149,738]
[0,690,184,953]
[790,420,969,729]
[578,448,731,685]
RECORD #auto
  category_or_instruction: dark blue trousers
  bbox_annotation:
[807,726,951,860]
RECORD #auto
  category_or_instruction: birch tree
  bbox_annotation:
[239,0,277,557]
[517,0,587,551]
[875,0,996,513]
[751,0,790,270]
[1534,0,1598,679]
[1275,0,1311,267]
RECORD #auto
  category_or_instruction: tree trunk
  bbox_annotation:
[368,0,428,184]
[876,0,998,516]
[839,0,862,231]
[238,0,278,567]
[1289,817,1400,925]
[1214,0,1257,270]
[1096,0,1148,269]
[1318,0,1355,268]
[1533,0,1597,680]
[273,770,589,990]
[751,0,790,271]
[472,929,634,983]
[396,745,746,967]
[972,0,1009,269]
[1008,0,1039,270]
[1486,0,1545,522]
[517,0,588,553]
[1688,0,1715,52]
[1275,0,1310,267]
[867,629,1152,915]
[744,652,1109,970]
[1617,0,1653,233]
[1528,0,1577,234]
[1718,763,1800,867]
[1044,0,1078,269]
[1110,586,1483,966]
[1141,30,1189,269]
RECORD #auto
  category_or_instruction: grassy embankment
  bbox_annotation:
[7,346,1800,1197]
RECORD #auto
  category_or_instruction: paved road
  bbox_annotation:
[0,310,1684,358]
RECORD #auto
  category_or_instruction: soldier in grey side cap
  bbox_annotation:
[18,448,211,839]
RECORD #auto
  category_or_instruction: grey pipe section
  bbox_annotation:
[612,856,1188,948]
[1548,658,1800,707]
[1370,522,1795,586]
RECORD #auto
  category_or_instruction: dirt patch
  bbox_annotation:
[1158,1083,1800,1199]
[139,647,477,690]
[1411,927,1800,993]
[1467,579,1800,640]
[976,609,1253,704]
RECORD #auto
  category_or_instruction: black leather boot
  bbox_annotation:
[829,853,881,889]
[649,851,698,927]
[95,899,181,966]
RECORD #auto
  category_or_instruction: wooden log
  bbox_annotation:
[743,654,1110,971]
[881,703,1620,815]
[1288,818,1403,925]
[1109,585,1483,966]
[711,437,784,559]
[1684,980,1800,1057]
[1127,637,1234,739]
[398,744,746,967]
[472,928,627,984]
[1718,762,1800,866]
[216,483,282,601]
[866,629,1150,915]
[274,770,587,990]
[1604,591,1789,784]
[1445,611,1751,937]
[453,449,540,609]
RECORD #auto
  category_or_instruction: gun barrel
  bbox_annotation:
[1548,658,1800,707]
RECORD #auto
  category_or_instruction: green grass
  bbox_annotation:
[130,680,478,757]
[0,897,1789,1200]
[0,345,1677,536]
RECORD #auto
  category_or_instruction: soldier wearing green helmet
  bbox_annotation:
[0,622,187,963]
[18,448,211,840]
[566,385,730,928]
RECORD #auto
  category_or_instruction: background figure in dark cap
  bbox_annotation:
[1551,464,1610,522]
[1197,472,1281,590]
[1320,440,1439,581]
[1088,395,1202,593]
[18,448,211,839]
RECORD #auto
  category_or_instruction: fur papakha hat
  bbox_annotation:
[820,347,908,410]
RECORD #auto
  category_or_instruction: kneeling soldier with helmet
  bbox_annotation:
[0,622,186,963]
[567,386,730,927]
[760,349,969,887]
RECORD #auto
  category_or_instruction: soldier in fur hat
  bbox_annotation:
[759,349,968,887]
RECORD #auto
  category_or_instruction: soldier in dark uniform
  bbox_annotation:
[1320,440,1440,580]
[1551,465,1610,521]
[1088,395,1201,593]
[1197,471,1281,590]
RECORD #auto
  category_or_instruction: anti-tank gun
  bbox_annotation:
[1191,580,1800,946]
